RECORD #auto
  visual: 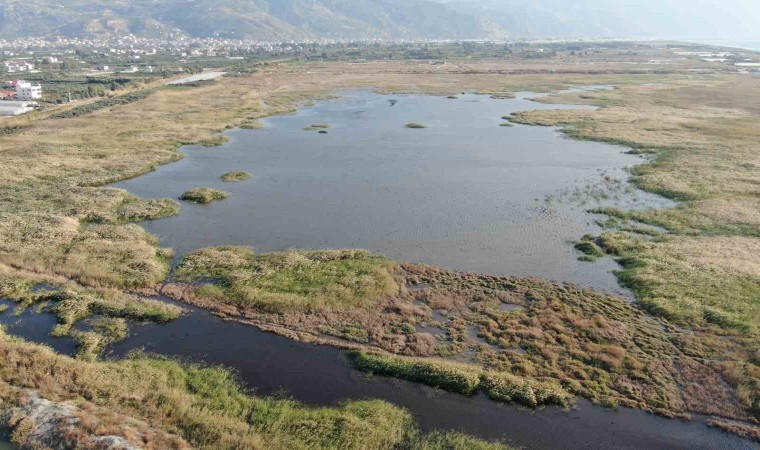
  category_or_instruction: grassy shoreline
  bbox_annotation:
[0,331,506,449]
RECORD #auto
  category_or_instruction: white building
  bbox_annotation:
[15,81,42,100]
[0,100,37,116]
[3,61,34,73]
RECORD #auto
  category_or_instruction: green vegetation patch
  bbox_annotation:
[179,187,229,204]
[175,247,398,313]
[320,323,371,344]
[350,352,482,395]
[303,124,331,131]
[482,372,572,408]
[574,240,605,261]
[115,196,180,222]
[405,123,427,129]
[596,232,760,332]
[221,171,251,182]
[49,89,158,119]
[350,352,573,408]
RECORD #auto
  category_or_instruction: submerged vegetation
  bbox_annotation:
[303,123,331,131]
[221,171,251,182]
[179,187,230,204]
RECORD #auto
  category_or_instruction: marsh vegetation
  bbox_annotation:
[303,124,331,131]
[179,188,230,204]
[220,171,251,182]
[174,248,398,313]
[163,257,758,438]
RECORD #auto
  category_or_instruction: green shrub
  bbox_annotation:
[50,89,157,119]
[179,188,229,204]
[350,352,481,395]
[221,171,251,182]
[482,372,572,408]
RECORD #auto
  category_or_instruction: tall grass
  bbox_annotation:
[179,187,229,204]
[0,333,507,449]
[175,247,398,313]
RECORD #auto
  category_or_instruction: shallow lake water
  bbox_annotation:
[114,90,672,295]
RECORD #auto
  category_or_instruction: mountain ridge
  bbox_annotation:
[0,0,508,40]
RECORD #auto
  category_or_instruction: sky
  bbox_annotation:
[437,0,760,39]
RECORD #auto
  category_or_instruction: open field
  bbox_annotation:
[0,44,758,444]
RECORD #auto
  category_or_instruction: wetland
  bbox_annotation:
[0,51,758,449]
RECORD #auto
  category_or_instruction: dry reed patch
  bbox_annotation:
[693,197,760,228]
[56,224,172,290]
[668,236,760,278]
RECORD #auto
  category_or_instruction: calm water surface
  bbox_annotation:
[114,91,671,295]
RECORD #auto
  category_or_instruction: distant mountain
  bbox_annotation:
[0,0,507,40]
[436,0,760,40]
[2,0,757,42]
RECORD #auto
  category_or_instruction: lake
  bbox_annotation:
[114,90,671,296]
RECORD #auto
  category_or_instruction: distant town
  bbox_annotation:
[1,35,758,117]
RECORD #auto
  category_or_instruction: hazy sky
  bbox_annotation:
[438,0,760,39]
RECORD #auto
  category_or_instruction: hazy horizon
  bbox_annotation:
[436,0,760,40]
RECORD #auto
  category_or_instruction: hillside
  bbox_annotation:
[0,0,507,40]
